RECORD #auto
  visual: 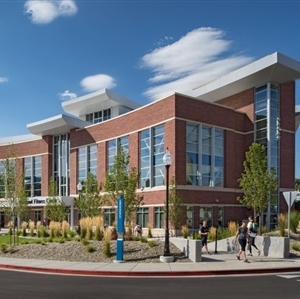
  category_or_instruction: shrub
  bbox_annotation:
[140,236,148,243]
[181,225,189,238]
[103,227,112,257]
[148,240,156,248]
[0,243,7,253]
[147,223,153,238]
[21,221,28,237]
[86,245,95,253]
[290,211,300,233]
[81,239,89,246]
[277,213,286,237]
[228,221,238,237]
[292,242,300,251]
[103,242,111,257]
[69,229,77,238]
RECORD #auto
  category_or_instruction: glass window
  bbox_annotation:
[53,134,70,196]
[24,156,42,197]
[154,207,164,228]
[78,144,98,184]
[136,207,149,227]
[140,125,165,188]
[186,206,194,229]
[103,208,115,226]
[186,123,223,187]
[199,207,213,227]
[107,136,129,173]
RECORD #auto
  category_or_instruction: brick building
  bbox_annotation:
[1,52,300,232]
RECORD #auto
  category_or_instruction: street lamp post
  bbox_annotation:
[76,182,82,221]
[160,148,174,263]
[77,182,82,199]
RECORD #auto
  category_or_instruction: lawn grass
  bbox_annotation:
[0,234,38,245]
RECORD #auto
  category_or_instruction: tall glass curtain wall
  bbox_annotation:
[255,83,279,228]
[186,124,224,187]
[53,134,70,196]
[140,124,165,188]
[0,162,5,197]
[107,136,129,172]
[78,144,98,184]
[24,156,42,197]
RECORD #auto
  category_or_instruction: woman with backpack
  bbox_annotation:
[247,216,261,256]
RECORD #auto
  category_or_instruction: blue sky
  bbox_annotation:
[1,0,300,177]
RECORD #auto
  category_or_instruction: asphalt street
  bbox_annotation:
[1,269,300,299]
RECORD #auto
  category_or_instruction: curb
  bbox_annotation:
[1,264,300,277]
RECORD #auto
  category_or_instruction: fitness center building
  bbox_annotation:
[1,52,300,232]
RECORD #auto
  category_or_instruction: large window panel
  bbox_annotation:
[186,123,224,187]
[140,124,165,188]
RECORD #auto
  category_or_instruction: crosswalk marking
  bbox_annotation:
[277,274,300,279]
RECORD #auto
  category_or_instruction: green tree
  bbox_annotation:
[237,143,278,229]
[75,172,103,218]
[168,177,185,236]
[295,178,300,191]
[0,146,28,245]
[103,146,143,223]
[45,177,67,222]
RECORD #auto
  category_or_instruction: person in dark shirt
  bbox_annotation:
[199,220,212,255]
[234,219,250,263]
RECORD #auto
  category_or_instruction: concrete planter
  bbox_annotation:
[207,236,290,258]
[170,237,202,262]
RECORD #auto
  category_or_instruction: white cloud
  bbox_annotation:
[58,90,77,101]
[0,77,8,83]
[141,27,254,101]
[80,74,116,92]
[24,0,78,24]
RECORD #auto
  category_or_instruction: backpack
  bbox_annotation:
[252,222,258,233]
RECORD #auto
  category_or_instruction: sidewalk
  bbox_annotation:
[0,252,300,277]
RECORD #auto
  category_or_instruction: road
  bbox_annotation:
[0,270,299,299]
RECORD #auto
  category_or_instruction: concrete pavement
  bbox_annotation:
[0,251,300,277]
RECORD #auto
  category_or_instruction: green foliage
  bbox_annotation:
[140,236,148,243]
[148,240,157,248]
[46,177,67,222]
[295,178,300,191]
[237,143,278,224]
[86,245,95,252]
[168,177,185,235]
[103,145,143,222]
[0,243,7,252]
[0,146,29,246]
[290,210,300,233]
[75,172,103,218]
[277,213,287,237]
[103,242,111,257]
[69,229,77,238]
[292,242,300,251]
[81,239,89,246]
[94,226,103,241]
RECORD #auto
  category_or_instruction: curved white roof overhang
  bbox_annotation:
[193,52,300,131]
[62,88,141,117]
[27,114,91,136]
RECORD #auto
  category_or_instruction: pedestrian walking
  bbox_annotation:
[134,222,142,237]
[234,219,250,263]
[247,216,261,256]
[199,220,212,255]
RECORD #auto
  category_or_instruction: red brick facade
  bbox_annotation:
[0,81,297,230]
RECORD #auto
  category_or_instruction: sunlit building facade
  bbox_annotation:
[1,52,300,232]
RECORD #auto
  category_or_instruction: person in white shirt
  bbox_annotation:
[247,216,261,256]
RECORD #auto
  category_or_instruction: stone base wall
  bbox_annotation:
[170,237,202,262]
[207,236,290,258]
